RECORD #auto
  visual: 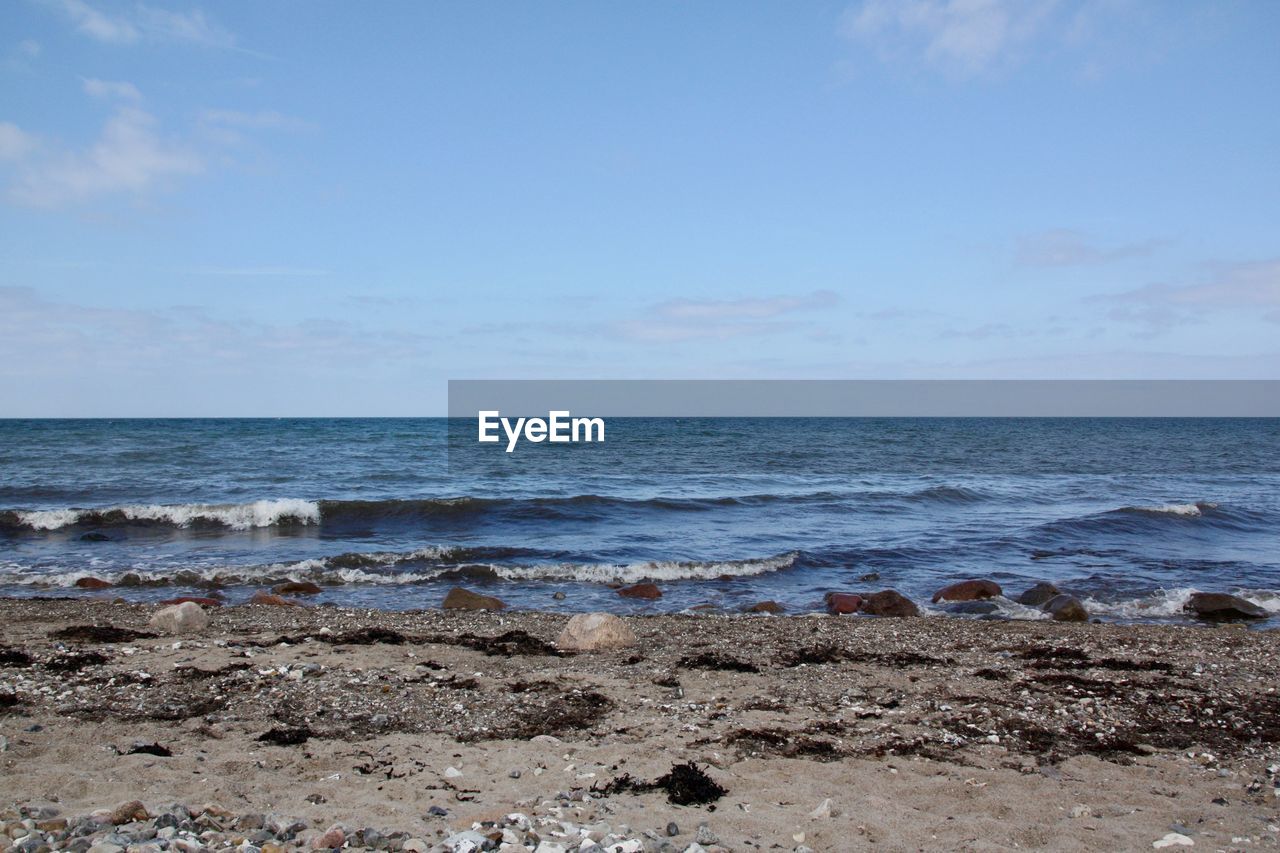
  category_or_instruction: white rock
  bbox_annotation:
[534,842,568,853]
[555,613,637,652]
[1153,833,1194,848]
[444,766,463,778]
[148,602,209,634]
[808,798,835,818]
[443,830,490,852]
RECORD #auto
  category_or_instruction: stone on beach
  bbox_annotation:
[442,587,507,611]
[932,579,1002,603]
[74,577,112,590]
[1183,592,1267,621]
[616,582,662,600]
[1017,582,1061,607]
[555,613,637,651]
[824,592,863,614]
[147,602,209,635]
[747,600,784,614]
[248,590,300,607]
[273,581,323,595]
[1042,594,1088,622]
[109,801,148,825]
[858,589,920,617]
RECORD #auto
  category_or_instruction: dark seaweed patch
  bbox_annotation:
[126,742,173,757]
[432,630,563,657]
[50,626,156,643]
[724,727,844,761]
[467,687,612,741]
[46,650,109,671]
[175,662,252,680]
[0,647,33,667]
[257,726,313,746]
[678,653,760,673]
[595,762,727,806]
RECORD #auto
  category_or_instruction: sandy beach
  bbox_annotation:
[1,598,1278,852]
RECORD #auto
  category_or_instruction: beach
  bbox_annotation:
[2,598,1278,852]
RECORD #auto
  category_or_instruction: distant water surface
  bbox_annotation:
[0,418,1277,624]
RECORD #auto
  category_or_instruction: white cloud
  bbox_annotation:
[0,123,37,161]
[1016,228,1164,267]
[18,39,42,58]
[198,109,305,130]
[624,290,841,342]
[1099,259,1280,331]
[6,103,203,209]
[43,0,242,51]
[82,77,142,101]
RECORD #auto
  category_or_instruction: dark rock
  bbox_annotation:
[859,589,920,617]
[666,822,680,837]
[272,581,323,595]
[1043,594,1088,622]
[247,590,300,607]
[442,587,507,610]
[859,572,881,582]
[746,600,784,614]
[1184,592,1267,621]
[823,592,863,615]
[932,579,1002,603]
[552,591,566,600]
[1017,582,1061,607]
[73,577,112,590]
[617,583,662,600]
[110,801,148,825]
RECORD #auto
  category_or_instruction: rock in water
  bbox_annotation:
[273,581,323,595]
[746,600,784,614]
[617,582,662,600]
[824,592,863,614]
[555,613,637,651]
[1042,594,1088,622]
[1017,582,1061,607]
[859,589,920,617]
[148,602,209,634]
[248,590,299,607]
[441,587,506,610]
[1184,592,1267,621]
[74,577,112,590]
[932,579,1002,603]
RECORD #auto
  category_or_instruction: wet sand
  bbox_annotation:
[2,598,1279,851]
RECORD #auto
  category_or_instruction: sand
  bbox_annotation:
[2,598,1279,851]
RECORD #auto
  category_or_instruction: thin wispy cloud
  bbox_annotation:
[624,290,840,342]
[186,266,331,278]
[0,123,37,161]
[1098,258,1280,332]
[1016,228,1165,267]
[40,0,261,55]
[82,77,142,101]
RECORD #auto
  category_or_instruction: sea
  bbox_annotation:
[1,417,1277,625]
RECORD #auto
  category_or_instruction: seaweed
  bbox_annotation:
[594,762,726,806]
[724,727,844,761]
[257,726,313,746]
[678,653,760,673]
[46,650,109,671]
[50,626,156,643]
[126,742,173,757]
[175,662,252,680]
[0,647,33,667]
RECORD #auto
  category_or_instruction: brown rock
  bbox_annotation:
[1042,594,1088,622]
[1017,582,1061,607]
[1184,592,1267,621]
[442,587,507,610]
[35,818,67,832]
[747,600,784,614]
[824,592,863,615]
[160,596,223,608]
[311,826,345,849]
[859,589,920,617]
[110,800,148,824]
[931,579,1002,603]
[272,581,323,595]
[74,577,112,590]
[247,590,299,607]
[555,613,637,651]
[617,582,662,600]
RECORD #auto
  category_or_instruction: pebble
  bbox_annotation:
[1153,833,1195,848]
[445,765,464,778]
[665,822,680,837]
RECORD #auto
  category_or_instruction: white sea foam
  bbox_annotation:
[491,552,800,584]
[14,499,321,530]
[1125,502,1217,517]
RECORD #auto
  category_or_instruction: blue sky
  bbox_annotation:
[1,0,1278,416]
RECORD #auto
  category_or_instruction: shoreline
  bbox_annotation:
[2,598,1279,851]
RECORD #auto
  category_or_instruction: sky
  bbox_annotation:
[1,0,1278,416]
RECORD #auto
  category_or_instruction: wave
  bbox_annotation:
[0,499,320,532]
[1081,587,1280,619]
[0,486,995,533]
[1112,502,1218,518]
[0,548,801,588]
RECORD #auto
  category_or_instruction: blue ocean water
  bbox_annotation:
[1,418,1277,623]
